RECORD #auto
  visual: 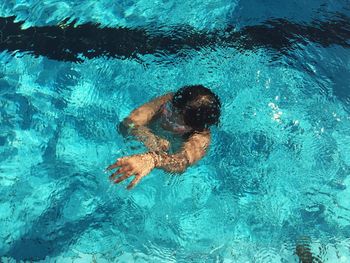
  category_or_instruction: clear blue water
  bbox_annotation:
[0,0,350,262]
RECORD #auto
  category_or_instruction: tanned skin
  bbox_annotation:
[106,93,211,189]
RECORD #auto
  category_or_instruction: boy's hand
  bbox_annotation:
[106,153,155,190]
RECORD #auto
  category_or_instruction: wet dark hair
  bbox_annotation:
[172,85,221,132]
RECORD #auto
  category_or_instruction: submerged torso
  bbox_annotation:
[148,100,195,153]
[148,117,187,154]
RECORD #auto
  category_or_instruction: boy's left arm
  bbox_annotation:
[107,131,211,189]
[151,130,211,173]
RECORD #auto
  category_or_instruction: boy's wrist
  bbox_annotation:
[148,151,163,168]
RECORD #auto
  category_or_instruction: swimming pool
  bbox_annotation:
[0,0,350,262]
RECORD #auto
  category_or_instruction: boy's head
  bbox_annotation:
[172,85,221,132]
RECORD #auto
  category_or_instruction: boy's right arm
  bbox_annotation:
[127,93,173,126]
[121,93,173,152]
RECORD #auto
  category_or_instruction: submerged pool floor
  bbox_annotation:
[0,0,350,262]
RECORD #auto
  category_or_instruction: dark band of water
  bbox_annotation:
[0,13,349,62]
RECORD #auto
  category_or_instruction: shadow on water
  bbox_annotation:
[1,122,102,260]
[2,119,146,260]
[0,13,349,63]
[1,11,350,261]
[1,13,349,105]
[3,151,130,261]
[4,186,123,261]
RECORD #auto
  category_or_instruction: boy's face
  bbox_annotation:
[162,102,193,134]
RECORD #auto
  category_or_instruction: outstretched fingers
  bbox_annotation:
[106,158,127,171]
[106,163,118,171]
[127,175,143,190]
[106,154,153,190]
[114,172,133,184]
[110,165,131,180]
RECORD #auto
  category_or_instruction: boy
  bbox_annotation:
[107,85,221,189]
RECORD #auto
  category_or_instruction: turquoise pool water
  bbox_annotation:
[0,0,350,262]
